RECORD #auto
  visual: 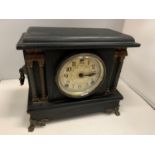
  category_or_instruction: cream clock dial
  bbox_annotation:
[56,53,106,98]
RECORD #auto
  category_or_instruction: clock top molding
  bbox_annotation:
[16,27,140,50]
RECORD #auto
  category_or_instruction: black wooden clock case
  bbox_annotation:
[17,27,140,131]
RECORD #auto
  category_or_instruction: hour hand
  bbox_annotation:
[79,72,96,77]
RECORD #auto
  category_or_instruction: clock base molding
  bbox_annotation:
[27,90,123,132]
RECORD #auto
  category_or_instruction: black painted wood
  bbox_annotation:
[17,27,140,49]
[16,27,140,131]
[45,48,115,101]
[28,90,123,121]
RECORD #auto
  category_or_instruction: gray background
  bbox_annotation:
[0,19,124,80]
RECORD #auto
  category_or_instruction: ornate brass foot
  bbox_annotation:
[104,106,120,116]
[114,107,120,116]
[28,120,36,132]
[28,119,49,132]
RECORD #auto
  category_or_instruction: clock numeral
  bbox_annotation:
[66,67,72,72]
[92,64,95,69]
[64,84,69,88]
[91,80,95,85]
[80,58,84,64]
[72,61,76,67]
[87,60,90,65]
[78,85,81,88]
[64,74,68,78]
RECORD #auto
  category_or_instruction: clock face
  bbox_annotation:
[56,53,106,98]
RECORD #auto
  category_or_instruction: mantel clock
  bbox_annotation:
[16,27,140,131]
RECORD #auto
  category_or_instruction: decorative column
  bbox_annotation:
[110,49,127,91]
[26,59,39,102]
[38,56,47,101]
[25,49,47,103]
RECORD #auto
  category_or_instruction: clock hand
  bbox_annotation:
[84,72,96,76]
[79,72,96,77]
